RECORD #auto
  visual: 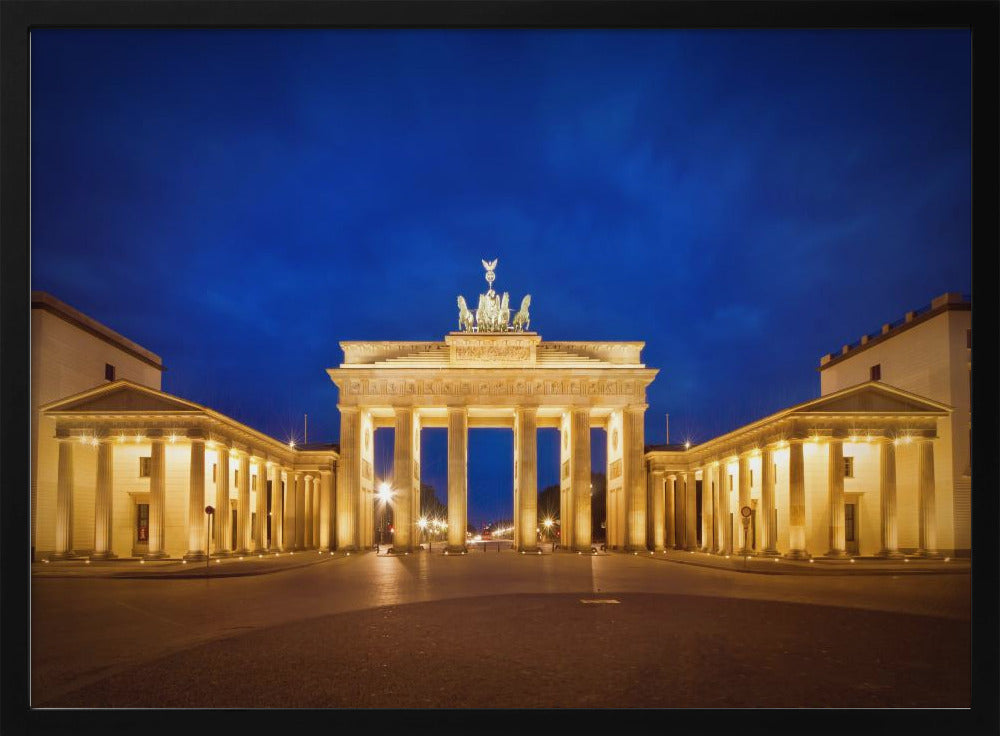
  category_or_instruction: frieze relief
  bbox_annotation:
[610,459,623,480]
[343,377,640,398]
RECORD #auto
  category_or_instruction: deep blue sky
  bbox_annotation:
[32,30,970,526]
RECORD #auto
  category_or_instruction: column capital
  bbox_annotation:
[626,403,649,413]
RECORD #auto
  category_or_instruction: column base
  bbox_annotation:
[878,549,905,559]
[183,551,208,562]
[211,550,233,558]
[759,549,782,557]
[48,551,75,560]
[572,545,597,554]
[444,545,468,555]
[88,551,118,561]
[783,549,811,560]
[625,545,649,553]
[142,551,169,560]
[916,549,943,559]
[823,549,849,558]
[387,546,413,555]
[737,547,753,556]
[338,545,359,553]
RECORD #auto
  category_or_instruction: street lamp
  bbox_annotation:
[418,517,428,552]
[376,482,393,551]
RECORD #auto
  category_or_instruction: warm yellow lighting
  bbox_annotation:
[79,435,87,444]
[169,434,177,443]
[140,559,145,564]
[289,440,296,449]
[850,558,855,563]
[135,434,142,443]
[182,560,187,564]
[944,557,950,562]
[543,518,553,529]
[216,559,221,564]
[904,558,909,563]
[118,434,125,444]
[418,518,428,530]
[684,440,691,449]
[85,559,90,564]
[90,437,99,447]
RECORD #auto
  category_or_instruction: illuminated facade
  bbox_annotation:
[646,292,970,559]
[32,285,967,561]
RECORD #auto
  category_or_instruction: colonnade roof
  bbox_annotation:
[646,381,951,467]
[40,379,337,464]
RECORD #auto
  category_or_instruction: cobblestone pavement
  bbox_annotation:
[30,548,971,708]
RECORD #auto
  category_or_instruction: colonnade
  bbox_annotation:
[649,436,940,559]
[49,431,335,560]
[336,403,649,554]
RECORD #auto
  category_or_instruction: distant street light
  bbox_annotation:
[376,483,393,551]
[418,517,429,551]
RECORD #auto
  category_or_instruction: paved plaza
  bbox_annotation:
[31,550,971,708]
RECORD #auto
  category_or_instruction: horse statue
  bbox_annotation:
[499,292,510,331]
[512,294,531,332]
[456,296,475,332]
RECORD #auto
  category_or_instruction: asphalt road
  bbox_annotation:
[31,550,970,708]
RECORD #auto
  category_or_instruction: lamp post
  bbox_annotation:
[204,505,215,573]
[376,482,393,552]
[543,517,553,551]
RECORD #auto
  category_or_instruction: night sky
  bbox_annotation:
[31,30,970,526]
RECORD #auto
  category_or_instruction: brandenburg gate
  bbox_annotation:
[328,260,658,554]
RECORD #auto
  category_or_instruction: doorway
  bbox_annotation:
[845,500,859,555]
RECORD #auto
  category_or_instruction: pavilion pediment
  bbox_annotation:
[793,383,950,415]
[41,381,202,415]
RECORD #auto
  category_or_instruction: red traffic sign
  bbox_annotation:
[740,506,752,518]
[205,505,215,515]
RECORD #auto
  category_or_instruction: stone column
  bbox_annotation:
[214,446,231,556]
[684,470,698,551]
[447,406,468,553]
[312,474,321,548]
[393,407,415,552]
[664,475,676,549]
[303,476,313,548]
[760,447,778,555]
[785,440,809,559]
[294,472,306,550]
[879,439,903,558]
[184,439,206,561]
[145,437,168,559]
[700,466,714,553]
[319,469,334,550]
[515,406,539,552]
[917,438,939,557]
[272,467,285,551]
[282,468,302,550]
[253,461,268,553]
[623,405,647,552]
[825,440,847,557]
[235,452,251,555]
[571,408,592,552]
[53,439,74,559]
[337,407,360,551]
[674,473,687,549]
[718,461,731,555]
[651,470,665,551]
[91,439,117,560]
[737,453,751,554]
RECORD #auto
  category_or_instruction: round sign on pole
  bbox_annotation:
[205,505,215,515]
[740,506,752,518]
